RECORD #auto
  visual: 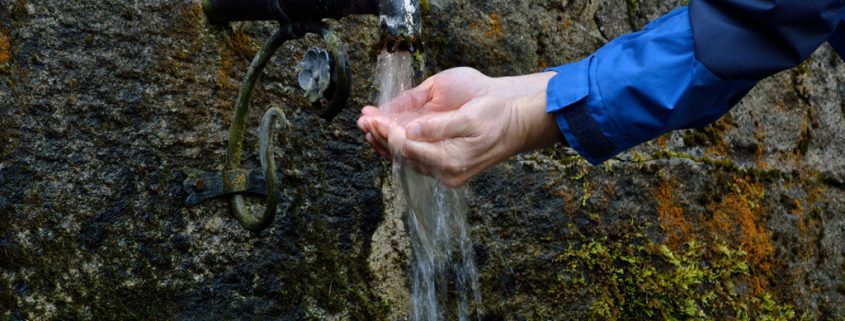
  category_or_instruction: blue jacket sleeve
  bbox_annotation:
[546,3,845,165]
[690,0,845,80]
[830,19,845,56]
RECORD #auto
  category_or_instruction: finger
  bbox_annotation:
[361,106,381,116]
[366,133,390,159]
[357,115,372,133]
[369,132,390,157]
[370,117,393,140]
[399,157,436,178]
[398,144,469,187]
[405,111,472,142]
[379,82,432,114]
[359,106,388,129]
[399,140,468,178]
[385,121,410,158]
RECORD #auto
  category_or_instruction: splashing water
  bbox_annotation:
[374,51,482,321]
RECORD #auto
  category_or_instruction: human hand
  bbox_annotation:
[358,68,561,187]
[357,67,496,156]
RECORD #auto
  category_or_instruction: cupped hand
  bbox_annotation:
[358,68,561,187]
[357,67,496,156]
[384,95,521,187]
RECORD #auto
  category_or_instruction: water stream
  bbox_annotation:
[374,51,482,321]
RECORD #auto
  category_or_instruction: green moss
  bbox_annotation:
[419,0,431,16]
[654,150,738,171]
[682,129,722,148]
[553,236,805,321]
[651,150,788,182]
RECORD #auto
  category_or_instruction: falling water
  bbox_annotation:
[374,50,482,321]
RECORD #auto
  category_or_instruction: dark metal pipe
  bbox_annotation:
[378,0,420,38]
[202,0,379,23]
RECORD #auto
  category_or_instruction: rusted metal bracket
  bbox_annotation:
[183,104,287,233]
[184,169,275,207]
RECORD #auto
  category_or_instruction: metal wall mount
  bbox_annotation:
[183,2,353,233]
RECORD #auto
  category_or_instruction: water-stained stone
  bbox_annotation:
[1,0,844,320]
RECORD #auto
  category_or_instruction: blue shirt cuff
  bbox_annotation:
[545,57,615,165]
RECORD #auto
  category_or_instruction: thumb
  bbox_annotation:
[405,111,472,142]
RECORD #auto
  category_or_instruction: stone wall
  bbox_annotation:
[1,0,844,320]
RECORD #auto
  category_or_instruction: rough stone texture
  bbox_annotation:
[1,0,844,320]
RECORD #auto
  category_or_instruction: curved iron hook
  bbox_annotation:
[187,22,351,232]
[225,28,287,232]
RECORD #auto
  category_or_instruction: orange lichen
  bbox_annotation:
[704,176,773,282]
[789,199,802,216]
[217,47,233,89]
[750,127,768,169]
[655,134,668,149]
[0,31,10,65]
[653,178,691,250]
[754,142,768,169]
[561,16,572,30]
[227,24,256,58]
[654,175,774,294]
[544,178,576,215]
[485,13,503,38]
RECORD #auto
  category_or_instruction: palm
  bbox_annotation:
[420,67,491,112]
[373,67,491,117]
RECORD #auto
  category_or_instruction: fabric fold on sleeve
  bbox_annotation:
[829,19,845,58]
[545,56,617,165]
[545,7,757,165]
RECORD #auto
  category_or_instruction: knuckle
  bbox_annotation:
[442,158,463,175]
[442,176,464,188]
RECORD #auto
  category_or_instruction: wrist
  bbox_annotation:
[509,92,562,154]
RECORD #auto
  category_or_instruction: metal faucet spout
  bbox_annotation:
[378,0,421,39]
[202,0,379,24]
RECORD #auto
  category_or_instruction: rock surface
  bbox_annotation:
[1,0,844,320]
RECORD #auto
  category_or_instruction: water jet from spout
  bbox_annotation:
[374,50,481,321]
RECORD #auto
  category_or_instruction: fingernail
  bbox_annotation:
[407,122,421,140]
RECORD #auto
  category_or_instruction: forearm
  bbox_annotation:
[489,72,557,99]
